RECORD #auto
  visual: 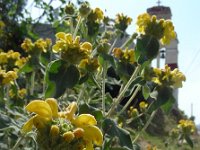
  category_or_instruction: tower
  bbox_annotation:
[147,1,179,105]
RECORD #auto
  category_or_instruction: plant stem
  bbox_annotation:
[133,110,157,143]
[70,17,74,34]
[73,17,82,39]
[120,33,136,49]
[30,71,35,95]
[117,85,141,116]
[107,65,141,117]
[102,62,107,116]
[108,37,118,54]
[11,134,26,150]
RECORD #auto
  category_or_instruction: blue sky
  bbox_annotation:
[28,0,200,124]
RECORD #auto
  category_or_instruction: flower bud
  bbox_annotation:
[50,125,60,137]
[73,128,84,138]
[65,2,75,15]
[63,131,75,143]
[79,2,91,17]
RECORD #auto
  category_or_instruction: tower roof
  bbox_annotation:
[147,6,172,19]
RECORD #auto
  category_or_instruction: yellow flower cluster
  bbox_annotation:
[139,101,148,111]
[113,48,135,64]
[21,38,52,54]
[127,106,138,118]
[178,119,196,134]
[22,99,103,150]
[0,50,28,71]
[152,65,186,88]
[79,58,99,74]
[53,32,93,64]
[115,13,132,31]
[136,13,176,45]
[9,88,27,99]
[0,69,18,85]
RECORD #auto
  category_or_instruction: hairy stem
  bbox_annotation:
[117,85,141,116]
[73,17,82,39]
[102,62,107,116]
[133,110,157,143]
[107,65,141,117]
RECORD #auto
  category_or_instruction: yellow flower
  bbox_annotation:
[171,68,186,88]
[178,119,196,134]
[136,13,176,45]
[136,13,151,34]
[22,98,58,133]
[21,38,34,52]
[0,52,8,64]
[139,101,148,110]
[62,102,103,149]
[53,32,92,64]
[115,13,132,32]
[128,106,139,117]
[113,48,135,64]
[50,125,60,137]
[21,38,51,54]
[161,20,176,45]
[2,71,18,85]
[94,8,104,22]
[151,65,185,88]
[63,131,75,143]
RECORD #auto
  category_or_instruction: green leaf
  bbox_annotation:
[79,103,103,122]
[185,135,194,148]
[99,53,115,68]
[102,118,133,149]
[0,114,11,129]
[161,95,175,114]
[18,62,33,73]
[124,76,143,97]
[45,59,80,98]
[148,87,173,112]
[135,35,159,64]
[142,85,150,100]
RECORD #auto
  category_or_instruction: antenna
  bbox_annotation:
[157,0,161,6]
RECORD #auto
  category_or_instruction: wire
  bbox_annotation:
[185,48,200,75]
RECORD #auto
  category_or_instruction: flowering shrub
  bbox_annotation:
[0,1,192,150]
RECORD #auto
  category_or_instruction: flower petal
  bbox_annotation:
[56,32,66,40]
[21,116,34,133]
[81,42,92,51]
[72,114,97,127]
[65,102,78,121]
[33,115,50,130]
[85,140,94,150]
[45,98,58,118]
[82,125,103,146]
[25,100,52,119]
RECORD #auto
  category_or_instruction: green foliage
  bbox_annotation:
[45,59,80,98]
[102,118,133,149]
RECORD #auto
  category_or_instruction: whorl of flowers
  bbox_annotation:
[136,13,176,45]
[152,65,186,88]
[21,38,52,54]
[0,68,18,85]
[115,13,132,32]
[178,119,196,135]
[53,32,93,64]
[0,50,28,71]
[87,8,104,23]
[113,48,135,64]
[22,99,103,150]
